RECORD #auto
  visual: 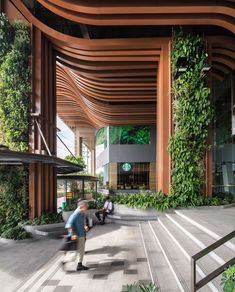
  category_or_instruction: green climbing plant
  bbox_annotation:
[0,14,31,239]
[0,15,31,151]
[168,30,214,203]
[64,154,86,167]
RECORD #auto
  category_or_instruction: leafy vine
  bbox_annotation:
[169,30,214,203]
[0,14,30,151]
[0,14,31,239]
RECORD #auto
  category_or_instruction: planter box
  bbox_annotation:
[24,222,65,237]
[62,211,74,222]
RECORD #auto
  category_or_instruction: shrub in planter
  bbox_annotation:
[63,202,77,212]
[62,201,77,222]
[26,211,64,226]
[112,191,233,211]
[92,191,106,209]
[88,200,97,209]
[221,265,235,292]
[1,225,29,240]
[127,282,159,292]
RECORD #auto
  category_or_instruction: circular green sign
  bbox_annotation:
[122,162,132,172]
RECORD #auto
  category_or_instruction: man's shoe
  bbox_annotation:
[76,263,89,271]
[100,222,105,225]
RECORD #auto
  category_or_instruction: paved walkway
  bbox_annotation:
[0,237,62,292]
[1,206,234,292]
[17,223,152,292]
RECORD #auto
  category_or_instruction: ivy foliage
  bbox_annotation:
[0,165,29,239]
[221,265,235,292]
[0,14,31,239]
[0,14,31,151]
[169,31,214,202]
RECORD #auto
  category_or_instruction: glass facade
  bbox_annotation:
[95,127,107,157]
[95,125,155,191]
[109,125,150,145]
[212,73,235,195]
[117,162,150,190]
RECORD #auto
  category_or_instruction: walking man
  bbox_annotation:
[65,199,89,271]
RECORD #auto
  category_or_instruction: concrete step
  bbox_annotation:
[113,204,159,216]
[175,209,235,251]
[148,221,192,292]
[165,214,234,263]
[156,216,222,292]
[139,222,181,292]
[107,214,158,221]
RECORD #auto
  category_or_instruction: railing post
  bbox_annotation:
[191,257,196,292]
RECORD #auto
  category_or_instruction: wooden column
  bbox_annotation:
[29,26,57,219]
[109,163,117,190]
[149,162,156,191]
[91,148,96,176]
[156,41,171,194]
[74,128,83,157]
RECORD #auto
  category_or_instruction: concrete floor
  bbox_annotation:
[15,223,152,292]
[0,206,234,292]
[0,237,62,292]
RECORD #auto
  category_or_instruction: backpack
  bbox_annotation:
[110,201,114,214]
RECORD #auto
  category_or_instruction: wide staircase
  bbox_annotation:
[139,208,235,292]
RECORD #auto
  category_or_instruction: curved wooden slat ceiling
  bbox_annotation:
[11,1,235,129]
[37,0,235,33]
[209,36,235,80]
[56,64,156,128]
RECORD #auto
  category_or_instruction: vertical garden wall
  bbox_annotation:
[0,14,31,239]
[169,31,214,204]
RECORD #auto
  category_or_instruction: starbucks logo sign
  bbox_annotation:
[122,162,132,172]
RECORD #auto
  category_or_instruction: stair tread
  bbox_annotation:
[165,214,234,262]
[149,221,193,292]
[155,217,223,291]
[140,222,180,292]
[175,208,235,239]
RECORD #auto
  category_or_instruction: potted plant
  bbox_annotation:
[62,201,77,222]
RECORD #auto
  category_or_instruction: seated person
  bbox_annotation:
[95,195,113,225]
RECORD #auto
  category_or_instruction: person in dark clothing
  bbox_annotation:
[95,195,113,225]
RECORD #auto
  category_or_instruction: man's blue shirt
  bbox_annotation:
[65,207,85,237]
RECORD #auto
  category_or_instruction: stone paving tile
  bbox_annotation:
[137,257,147,262]
[58,274,79,286]
[42,280,60,286]
[19,223,151,292]
[92,273,108,279]
[111,260,125,266]
[53,286,73,292]
[41,286,57,292]
[124,269,138,275]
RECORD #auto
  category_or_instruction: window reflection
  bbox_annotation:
[212,73,235,195]
[117,162,149,190]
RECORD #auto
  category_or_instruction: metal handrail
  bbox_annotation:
[191,230,235,291]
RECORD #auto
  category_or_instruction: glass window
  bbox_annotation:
[212,73,235,196]
[109,125,150,145]
[117,162,149,190]
[95,127,107,157]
